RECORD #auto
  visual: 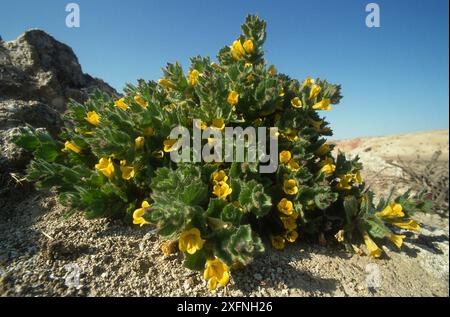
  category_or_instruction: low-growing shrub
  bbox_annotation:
[14,15,431,290]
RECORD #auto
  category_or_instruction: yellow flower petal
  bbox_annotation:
[211,118,225,130]
[64,141,81,154]
[279,150,292,164]
[179,228,204,255]
[188,69,200,87]
[212,170,228,183]
[243,39,254,54]
[271,235,286,250]
[363,233,382,258]
[376,202,405,219]
[388,219,420,231]
[114,98,129,110]
[85,111,100,126]
[283,179,299,195]
[285,230,298,243]
[389,234,406,249]
[309,85,321,99]
[158,78,176,89]
[134,95,148,108]
[303,77,315,86]
[163,139,178,152]
[135,136,145,150]
[227,91,239,106]
[213,182,232,200]
[290,97,302,108]
[312,98,331,111]
[95,157,115,179]
[277,198,294,216]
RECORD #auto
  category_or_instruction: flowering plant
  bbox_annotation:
[14,15,431,290]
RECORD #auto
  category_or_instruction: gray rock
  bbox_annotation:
[0,29,118,173]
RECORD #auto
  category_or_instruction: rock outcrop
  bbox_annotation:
[0,29,118,173]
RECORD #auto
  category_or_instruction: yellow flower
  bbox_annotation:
[281,129,298,142]
[285,230,298,243]
[133,201,151,227]
[188,69,200,86]
[363,232,382,258]
[279,150,292,164]
[283,179,298,195]
[213,181,232,200]
[85,111,100,126]
[178,228,204,255]
[316,144,331,156]
[163,139,178,152]
[119,160,135,180]
[318,157,334,168]
[353,171,363,184]
[309,85,321,99]
[277,198,294,216]
[63,141,81,154]
[134,95,148,108]
[376,202,405,219]
[211,62,223,71]
[279,87,285,97]
[268,65,277,76]
[95,157,115,179]
[158,78,176,89]
[152,150,164,159]
[335,230,345,243]
[389,234,406,249]
[212,170,228,184]
[135,136,144,150]
[194,120,208,130]
[230,40,245,60]
[162,103,177,112]
[271,235,286,250]
[320,163,336,175]
[303,77,315,86]
[310,119,323,131]
[290,97,302,108]
[312,98,331,111]
[281,216,297,231]
[227,91,239,106]
[114,98,129,110]
[143,127,155,137]
[287,160,300,172]
[243,39,254,54]
[203,258,230,290]
[388,219,420,231]
[336,174,353,190]
[74,128,94,135]
[211,118,225,130]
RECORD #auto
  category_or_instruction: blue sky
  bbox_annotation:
[1,0,448,139]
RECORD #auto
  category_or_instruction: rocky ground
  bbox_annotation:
[0,130,448,297]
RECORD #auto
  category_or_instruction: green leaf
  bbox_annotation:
[34,143,59,162]
[205,198,227,218]
[343,196,359,224]
[365,218,392,239]
[183,249,207,271]
[13,133,39,151]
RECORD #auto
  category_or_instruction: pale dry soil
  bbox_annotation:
[0,130,449,297]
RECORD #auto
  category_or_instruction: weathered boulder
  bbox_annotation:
[0,29,118,173]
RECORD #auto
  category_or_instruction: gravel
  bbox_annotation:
[0,189,448,297]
